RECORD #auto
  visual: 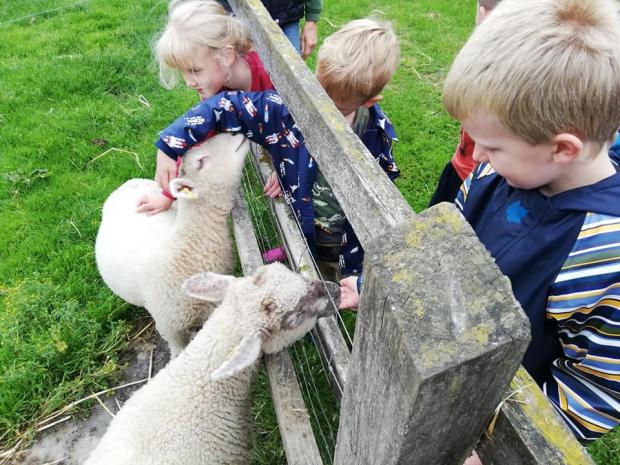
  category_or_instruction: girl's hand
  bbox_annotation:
[339,276,360,310]
[155,150,178,193]
[136,194,174,216]
[263,172,282,198]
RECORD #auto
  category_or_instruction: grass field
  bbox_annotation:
[0,0,618,463]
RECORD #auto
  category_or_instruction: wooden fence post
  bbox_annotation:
[333,204,531,465]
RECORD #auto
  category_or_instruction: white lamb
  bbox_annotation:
[84,262,340,465]
[95,133,249,357]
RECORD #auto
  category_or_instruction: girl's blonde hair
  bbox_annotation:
[154,0,252,88]
[316,18,400,103]
[444,0,620,146]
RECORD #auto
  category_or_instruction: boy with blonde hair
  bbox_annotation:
[154,18,400,277]
[445,0,620,444]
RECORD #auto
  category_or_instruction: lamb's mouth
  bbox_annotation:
[179,185,195,197]
[170,178,198,199]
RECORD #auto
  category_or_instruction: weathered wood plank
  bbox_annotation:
[249,146,350,402]
[227,0,415,248]
[476,367,595,465]
[231,189,323,465]
[333,204,531,465]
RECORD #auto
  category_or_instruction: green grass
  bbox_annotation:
[0,0,617,463]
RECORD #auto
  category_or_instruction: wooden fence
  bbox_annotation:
[227,0,596,464]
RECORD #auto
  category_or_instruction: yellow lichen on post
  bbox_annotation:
[392,269,414,286]
[431,205,464,234]
[510,367,594,464]
[466,323,491,346]
[420,341,458,370]
[413,298,425,319]
[405,220,431,248]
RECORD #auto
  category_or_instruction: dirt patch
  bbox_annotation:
[14,333,170,465]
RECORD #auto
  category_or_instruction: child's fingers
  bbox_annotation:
[136,195,153,211]
[263,173,276,191]
[339,276,360,309]
[463,452,483,465]
[263,173,282,198]
[156,150,178,191]
[339,289,358,310]
[265,183,282,198]
[136,201,153,213]
[156,170,173,192]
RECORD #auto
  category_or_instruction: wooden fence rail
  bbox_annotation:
[228,0,597,464]
[232,190,324,465]
[227,0,415,248]
[333,204,530,465]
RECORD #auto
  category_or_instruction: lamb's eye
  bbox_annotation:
[197,158,205,170]
[282,312,301,329]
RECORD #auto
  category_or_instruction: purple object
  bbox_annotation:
[262,246,287,263]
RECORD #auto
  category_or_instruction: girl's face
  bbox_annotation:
[181,49,229,100]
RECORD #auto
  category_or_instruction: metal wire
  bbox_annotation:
[249,154,355,349]
[245,155,349,396]
[290,343,332,456]
[241,157,344,462]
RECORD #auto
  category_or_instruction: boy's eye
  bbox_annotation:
[197,158,205,170]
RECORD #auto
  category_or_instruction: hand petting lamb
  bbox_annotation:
[84,262,340,465]
[95,133,250,358]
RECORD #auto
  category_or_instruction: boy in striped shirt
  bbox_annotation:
[445,0,620,444]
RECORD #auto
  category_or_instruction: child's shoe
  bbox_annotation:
[262,246,287,263]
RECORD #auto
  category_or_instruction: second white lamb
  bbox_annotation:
[85,262,340,465]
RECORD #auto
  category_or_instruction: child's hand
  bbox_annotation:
[136,193,174,216]
[464,452,482,465]
[301,21,318,59]
[339,276,360,310]
[156,149,178,193]
[263,172,282,198]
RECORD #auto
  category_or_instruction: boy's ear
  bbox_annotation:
[361,95,383,109]
[551,133,583,165]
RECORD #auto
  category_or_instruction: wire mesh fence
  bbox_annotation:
[241,157,348,464]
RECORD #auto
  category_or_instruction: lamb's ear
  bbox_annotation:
[182,272,236,302]
[210,333,262,381]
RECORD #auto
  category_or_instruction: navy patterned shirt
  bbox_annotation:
[156,90,399,275]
